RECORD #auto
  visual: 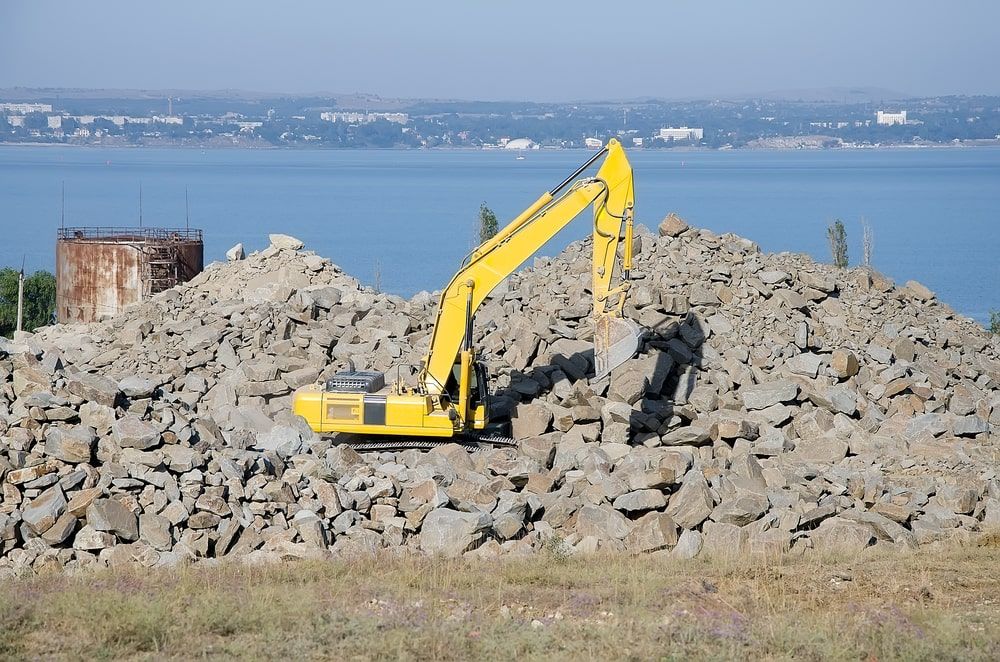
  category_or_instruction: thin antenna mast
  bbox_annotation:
[61,181,65,228]
[139,182,143,227]
[16,256,25,334]
[185,187,189,230]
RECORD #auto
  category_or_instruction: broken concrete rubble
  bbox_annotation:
[0,224,997,576]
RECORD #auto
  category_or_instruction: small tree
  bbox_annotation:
[990,310,1000,335]
[827,220,848,268]
[0,268,56,337]
[478,202,499,246]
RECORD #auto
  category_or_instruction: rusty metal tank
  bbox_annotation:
[56,227,203,323]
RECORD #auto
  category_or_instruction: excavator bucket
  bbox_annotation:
[593,314,642,381]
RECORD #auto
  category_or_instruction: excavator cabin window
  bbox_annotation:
[446,361,491,412]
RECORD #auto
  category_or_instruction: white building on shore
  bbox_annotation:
[876,110,907,126]
[503,137,537,150]
[0,102,52,114]
[658,126,704,141]
[320,111,409,124]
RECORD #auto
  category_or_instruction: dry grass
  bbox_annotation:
[2,542,1000,660]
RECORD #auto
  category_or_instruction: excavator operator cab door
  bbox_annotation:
[447,360,491,426]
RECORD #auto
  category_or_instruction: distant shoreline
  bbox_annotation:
[1,141,999,153]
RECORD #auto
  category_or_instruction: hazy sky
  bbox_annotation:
[2,0,998,101]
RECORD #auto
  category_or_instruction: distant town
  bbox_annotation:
[1,90,999,150]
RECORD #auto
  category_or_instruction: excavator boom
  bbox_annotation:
[422,139,637,392]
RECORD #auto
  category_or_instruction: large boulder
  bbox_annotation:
[420,509,492,557]
[66,372,119,407]
[87,498,139,542]
[667,470,715,529]
[44,427,96,464]
[112,416,161,450]
[22,485,67,535]
[658,213,689,237]
[269,233,305,250]
[741,380,799,410]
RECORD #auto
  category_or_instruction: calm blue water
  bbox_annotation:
[1,146,998,323]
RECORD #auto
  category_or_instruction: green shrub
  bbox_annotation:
[478,202,499,245]
[0,268,56,337]
[827,220,848,268]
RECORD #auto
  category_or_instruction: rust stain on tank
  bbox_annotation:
[56,227,204,324]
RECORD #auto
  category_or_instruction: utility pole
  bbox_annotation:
[16,260,24,335]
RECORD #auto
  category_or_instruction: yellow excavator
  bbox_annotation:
[292,139,641,447]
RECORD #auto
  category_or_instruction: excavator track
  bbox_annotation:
[332,432,517,453]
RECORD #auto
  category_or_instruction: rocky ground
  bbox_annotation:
[1,220,998,575]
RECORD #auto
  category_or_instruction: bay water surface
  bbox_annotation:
[1,145,997,323]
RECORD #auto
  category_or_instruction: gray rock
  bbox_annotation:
[139,513,173,551]
[292,509,327,548]
[574,504,632,540]
[74,525,116,550]
[671,529,703,559]
[511,403,553,439]
[953,415,989,437]
[87,498,139,542]
[658,213,688,237]
[269,233,305,250]
[784,353,824,378]
[67,372,119,407]
[226,243,245,261]
[625,512,678,553]
[841,509,916,548]
[41,512,78,545]
[903,280,935,301]
[827,387,858,417]
[660,425,711,446]
[710,494,768,526]
[667,470,715,529]
[118,376,157,399]
[112,416,161,450]
[22,485,67,535]
[741,380,799,410]
[758,270,789,285]
[810,516,875,552]
[613,489,667,513]
[420,509,492,557]
[254,425,304,457]
[701,522,747,557]
[44,426,96,464]
[867,345,893,365]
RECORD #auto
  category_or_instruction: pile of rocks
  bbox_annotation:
[1,222,998,575]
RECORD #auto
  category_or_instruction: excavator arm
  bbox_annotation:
[421,139,639,402]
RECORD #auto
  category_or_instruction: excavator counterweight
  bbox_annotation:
[292,140,641,443]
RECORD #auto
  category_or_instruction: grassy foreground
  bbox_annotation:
[2,542,999,661]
